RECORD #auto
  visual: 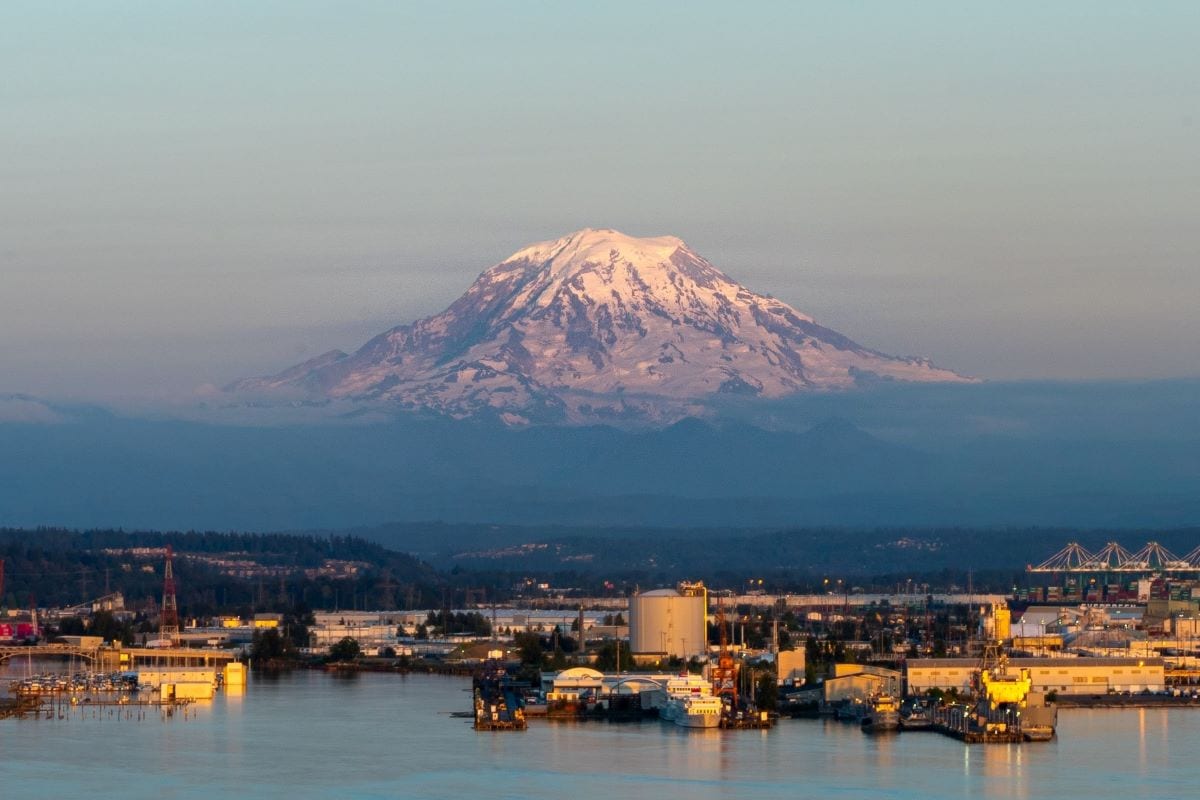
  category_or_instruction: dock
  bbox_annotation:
[719,710,773,729]
[472,657,527,732]
[1,694,199,721]
[97,646,235,670]
[929,704,1051,743]
[0,697,42,720]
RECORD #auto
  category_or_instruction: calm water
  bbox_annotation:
[3,662,1198,799]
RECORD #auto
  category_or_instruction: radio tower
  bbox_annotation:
[160,545,179,645]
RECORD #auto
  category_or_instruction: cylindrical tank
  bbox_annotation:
[628,586,707,658]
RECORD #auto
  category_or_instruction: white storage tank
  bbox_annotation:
[629,583,707,659]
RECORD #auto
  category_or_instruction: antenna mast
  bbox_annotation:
[160,545,179,645]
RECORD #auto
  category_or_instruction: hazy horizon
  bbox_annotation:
[4,3,1199,400]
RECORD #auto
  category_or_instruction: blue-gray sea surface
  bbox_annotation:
[2,665,1196,799]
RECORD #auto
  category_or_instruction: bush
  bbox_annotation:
[328,637,361,662]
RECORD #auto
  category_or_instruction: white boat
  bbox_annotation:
[659,675,723,729]
[673,694,723,728]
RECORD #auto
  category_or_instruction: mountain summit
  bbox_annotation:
[230,228,973,423]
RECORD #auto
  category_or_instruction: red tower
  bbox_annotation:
[160,545,179,644]
[710,599,739,709]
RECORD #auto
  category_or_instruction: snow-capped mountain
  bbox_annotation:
[229,228,974,424]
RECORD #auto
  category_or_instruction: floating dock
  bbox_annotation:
[719,710,773,729]
[928,698,1056,744]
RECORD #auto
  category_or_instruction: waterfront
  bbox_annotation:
[1,663,1197,799]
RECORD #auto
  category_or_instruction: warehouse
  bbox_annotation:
[906,657,1165,696]
[823,665,902,704]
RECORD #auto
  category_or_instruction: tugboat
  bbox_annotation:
[861,693,900,732]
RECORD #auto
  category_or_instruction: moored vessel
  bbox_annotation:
[899,700,932,731]
[861,694,900,732]
[660,674,721,729]
[674,694,724,728]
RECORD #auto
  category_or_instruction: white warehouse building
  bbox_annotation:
[629,584,708,660]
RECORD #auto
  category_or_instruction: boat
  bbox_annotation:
[931,646,1058,743]
[979,656,1056,741]
[899,700,932,730]
[673,694,724,728]
[861,694,900,732]
[472,656,527,731]
[835,698,866,723]
[1018,697,1058,741]
[660,674,722,729]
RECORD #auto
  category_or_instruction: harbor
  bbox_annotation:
[6,668,1198,800]
[19,549,1200,754]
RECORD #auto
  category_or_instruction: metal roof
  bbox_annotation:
[907,657,1164,668]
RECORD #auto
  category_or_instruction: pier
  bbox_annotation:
[719,710,773,729]
[1,694,199,721]
[929,704,1030,743]
[96,646,235,670]
[0,643,234,671]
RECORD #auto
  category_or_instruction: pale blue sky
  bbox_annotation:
[2,2,1197,398]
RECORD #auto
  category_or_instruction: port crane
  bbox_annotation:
[709,600,739,709]
[1028,540,1199,574]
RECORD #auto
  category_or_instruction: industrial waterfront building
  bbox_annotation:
[907,657,1166,696]
[823,664,902,705]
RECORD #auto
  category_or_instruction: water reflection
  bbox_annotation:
[4,666,1200,799]
[1139,707,1147,773]
[979,745,1027,800]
